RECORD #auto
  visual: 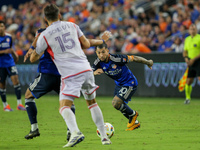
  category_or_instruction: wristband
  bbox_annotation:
[102,39,105,43]
[30,45,35,49]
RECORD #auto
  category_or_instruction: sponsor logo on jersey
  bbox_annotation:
[111,64,117,69]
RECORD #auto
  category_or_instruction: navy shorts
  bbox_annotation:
[188,58,200,78]
[114,85,137,104]
[29,73,61,99]
[0,66,18,83]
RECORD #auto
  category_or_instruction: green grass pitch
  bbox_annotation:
[0,95,200,150]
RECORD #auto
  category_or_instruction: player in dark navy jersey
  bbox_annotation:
[92,42,153,131]
[0,20,26,111]
[23,27,75,140]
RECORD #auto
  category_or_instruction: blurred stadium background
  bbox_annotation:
[1,0,200,98]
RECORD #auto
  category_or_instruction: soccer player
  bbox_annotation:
[183,24,200,104]
[29,4,111,147]
[23,27,76,140]
[92,42,153,131]
[0,20,26,111]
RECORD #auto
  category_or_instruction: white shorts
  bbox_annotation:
[59,71,99,101]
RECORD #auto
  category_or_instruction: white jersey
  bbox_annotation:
[35,21,92,78]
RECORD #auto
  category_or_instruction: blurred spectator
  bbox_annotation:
[170,36,184,53]
[157,34,173,52]
[0,0,199,55]
[187,3,200,23]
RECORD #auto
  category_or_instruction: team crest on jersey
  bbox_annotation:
[6,38,10,42]
[111,64,117,69]
[123,58,126,62]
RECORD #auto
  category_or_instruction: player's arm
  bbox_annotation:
[24,34,40,62]
[88,31,112,46]
[30,34,46,63]
[11,49,19,63]
[0,48,12,54]
[128,55,153,69]
[79,35,90,49]
[94,68,104,75]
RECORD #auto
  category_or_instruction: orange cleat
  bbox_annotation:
[4,104,13,112]
[127,111,139,128]
[17,104,26,111]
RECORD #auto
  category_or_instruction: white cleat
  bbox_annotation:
[101,138,112,145]
[63,131,84,148]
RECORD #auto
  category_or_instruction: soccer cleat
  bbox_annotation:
[126,122,141,131]
[101,138,112,145]
[66,130,71,141]
[3,104,13,112]
[25,129,40,139]
[127,111,139,128]
[184,99,190,104]
[63,131,85,148]
[17,104,26,111]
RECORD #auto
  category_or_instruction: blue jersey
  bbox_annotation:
[92,54,138,87]
[0,33,15,68]
[36,29,60,76]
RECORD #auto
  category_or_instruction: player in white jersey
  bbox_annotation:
[30,4,111,147]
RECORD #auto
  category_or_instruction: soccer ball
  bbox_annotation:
[97,122,114,139]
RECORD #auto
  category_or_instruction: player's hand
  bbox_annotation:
[24,49,33,62]
[94,69,104,75]
[147,59,153,69]
[186,59,195,66]
[101,31,112,42]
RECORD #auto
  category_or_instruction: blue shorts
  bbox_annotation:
[114,85,137,104]
[29,73,61,99]
[0,66,18,83]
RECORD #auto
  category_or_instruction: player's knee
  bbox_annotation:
[112,99,121,110]
[25,88,34,99]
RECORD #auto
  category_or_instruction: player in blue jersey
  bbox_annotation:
[92,42,153,131]
[0,20,26,111]
[23,27,75,140]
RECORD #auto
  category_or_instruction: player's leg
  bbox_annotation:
[86,98,111,145]
[10,74,25,110]
[0,68,13,111]
[59,76,84,148]
[113,85,140,130]
[25,73,59,139]
[24,88,40,139]
[184,78,193,104]
[81,71,111,145]
[60,98,84,148]
[8,66,25,110]
[53,75,76,141]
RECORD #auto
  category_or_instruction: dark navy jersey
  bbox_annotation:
[92,54,138,87]
[0,33,15,68]
[36,28,60,76]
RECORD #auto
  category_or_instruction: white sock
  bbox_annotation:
[3,102,8,108]
[88,103,107,139]
[31,123,38,131]
[60,106,79,133]
[17,99,22,105]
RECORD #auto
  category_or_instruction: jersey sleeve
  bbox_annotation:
[110,54,128,65]
[35,33,47,55]
[74,24,84,38]
[92,58,101,71]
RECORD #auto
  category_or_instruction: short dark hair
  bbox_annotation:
[44,4,59,21]
[188,3,194,10]
[0,20,5,25]
[95,41,108,51]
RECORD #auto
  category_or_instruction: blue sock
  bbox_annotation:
[0,88,6,103]
[25,98,37,124]
[71,104,76,114]
[14,84,21,100]
[119,103,134,119]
